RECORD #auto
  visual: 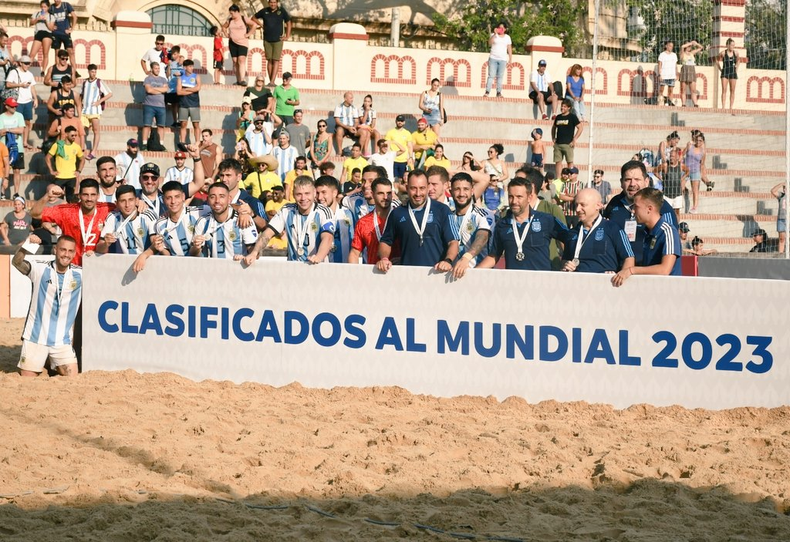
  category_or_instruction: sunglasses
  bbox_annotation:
[318,124,327,128]
[254,120,264,124]
[156,41,164,45]
[141,174,157,179]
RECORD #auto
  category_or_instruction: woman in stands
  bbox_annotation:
[460,151,481,172]
[482,143,509,210]
[308,119,331,178]
[718,38,738,112]
[656,131,679,166]
[357,94,379,157]
[418,78,444,138]
[678,40,703,107]
[222,4,256,86]
[29,1,56,75]
[684,132,706,213]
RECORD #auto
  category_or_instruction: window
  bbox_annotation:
[147,5,213,37]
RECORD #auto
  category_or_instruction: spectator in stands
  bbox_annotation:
[718,38,738,112]
[657,148,688,221]
[558,166,582,227]
[656,131,680,166]
[237,96,255,139]
[5,56,37,152]
[411,117,437,169]
[481,143,508,208]
[29,1,56,75]
[13,233,82,377]
[47,73,81,123]
[243,154,280,200]
[46,101,83,151]
[424,143,450,170]
[115,138,145,189]
[0,140,11,201]
[688,236,717,256]
[274,72,299,127]
[198,129,221,180]
[79,63,111,160]
[591,169,612,204]
[46,124,82,201]
[234,137,254,177]
[358,94,379,156]
[285,109,310,156]
[43,49,73,93]
[529,59,557,120]
[190,182,259,259]
[484,21,511,99]
[141,61,168,152]
[460,151,482,172]
[611,187,681,286]
[750,228,773,253]
[565,64,585,121]
[684,132,705,213]
[771,182,786,253]
[1,97,25,198]
[272,131,298,182]
[165,150,194,186]
[678,222,695,254]
[368,138,403,182]
[0,33,10,96]
[529,128,545,171]
[319,161,336,179]
[1,196,32,250]
[340,142,367,185]
[252,0,292,87]
[244,75,274,113]
[210,25,224,85]
[266,184,286,218]
[223,4,256,86]
[308,119,331,175]
[657,39,678,106]
[95,156,118,203]
[343,167,362,195]
[140,34,168,76]
[552,98,583,176]
[49,0,77,75]
[384,114,413,183]
[165,45,184,127]
[177,59,201,145]
[334,92,361,155]
[245,114,273,157]
[679,40,703,107]
[419,78,444,138]
[283,155,308,201]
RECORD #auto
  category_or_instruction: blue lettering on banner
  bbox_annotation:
[95,301,775,374]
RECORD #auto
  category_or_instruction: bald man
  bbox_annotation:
[561,188,635,274]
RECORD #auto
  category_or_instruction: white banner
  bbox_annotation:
[82,255,790,409]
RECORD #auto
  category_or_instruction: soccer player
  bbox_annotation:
[30,179,114,265]
[243,176,335,264]
[315,175,354,263]
[349,177,399,265]
[560,188,634,273]
[132,181,208,272]
[612,187,681,286]
[95,156,119,203]
[96,184,153,255]
[190,182,259,259]
[603,159,677,262]
[342,165,398,225]
[477,177,568,271]
[448,172,491,279]
[377,169,458,272]
[13,234,82,377]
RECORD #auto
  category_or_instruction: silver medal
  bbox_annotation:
[572,258,580,266]
[515,252,525,261]
[297,247,305,257]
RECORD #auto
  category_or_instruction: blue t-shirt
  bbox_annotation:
[490,209,568,271]
[603,193,677,262]
[561,218,634,273]
[179,73,200,108]
[380,200,456,267]
[50,1,74,34]
[642,216,682,275]
[565,75,584,98]
[168,61,184,94]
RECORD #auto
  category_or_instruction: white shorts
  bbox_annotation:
[664,194,684,210]
[18,340,77,373]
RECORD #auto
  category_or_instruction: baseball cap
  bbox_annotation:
[282,71,292,80]
[254,114,266,122]
[568,166,579,174]
[395,114,405,122]
[241,96,252,105]
[417,117,428,125]
[140,162,160,176]
[538,59,547,67]
[532,127,543,136]
[127,138,139,147]
[561,167,571,175]
[753,228,767,237]
[4,97,18,107]
[174,151,187,159]
[678,222,690,233]
[18,55,32,64]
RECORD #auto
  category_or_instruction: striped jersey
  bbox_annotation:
[272,145,298,182]
[98,190,117,203]
[22,260,82,347]
[268,203,336,262]
[333,102,359,127]
[330,205,355,263]
[137,191,167,218]
[449,204,492,267]
[165,166,194,185]
[193,210,259,259]
[342,194,400,226]
[150,206,208,256]
[100,210,154,254]
[245,127,272,156]
[81,78,111,116]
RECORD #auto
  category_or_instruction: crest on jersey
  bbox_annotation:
[427,212,434,223]
[344,217,351,226]
[228,231,237,241]
[466,222,474,232]
[70,280,78,290]
[137,227,145,236]
[532,221,542,232]
[188,225,195,233]
[311,222,318,232]
[595,228,605,241]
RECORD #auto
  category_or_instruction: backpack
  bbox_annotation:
[82,78,107,111]
[0,66,18,100]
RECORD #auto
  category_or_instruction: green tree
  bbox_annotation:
[745,0,786,70]
[625,0,713,65]
[431,0,585,54]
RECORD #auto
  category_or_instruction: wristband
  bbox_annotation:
[462,252,474,261]
[443,258,453,265]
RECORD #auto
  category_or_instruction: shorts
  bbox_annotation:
[11,154,25,171]
[213,60,223,70]
[664,194,684,210]
[264,40,284,61]
[55,177,77,191]
[229,40,248,58]
[680,65,696,84]
[51,33,73,50]
[178,106,201,122]
[34,30,53,42]
[531,153,543,168]
[778,218,786,233]
[393,161,407,181]
[661,79,676,87]
[553,143,574,163]
[529,90,552,102]
[18,340,77,373]
[689,170,701,181]
[81,114,100,128]
[164,92,179,105]
[143,105,166,126]
[17,101,34,121]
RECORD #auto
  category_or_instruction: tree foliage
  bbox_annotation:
[431,0,585,54]
[745,0,786,70]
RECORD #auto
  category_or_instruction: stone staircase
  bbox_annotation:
[2,79,786,253]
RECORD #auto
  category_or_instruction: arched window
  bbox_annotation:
[146,5,213,37]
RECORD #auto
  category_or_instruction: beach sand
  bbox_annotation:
[1,317,789,540]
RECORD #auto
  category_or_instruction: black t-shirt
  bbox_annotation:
[553,113,580,145]
[244,87,273,112]
[255,7,291,43]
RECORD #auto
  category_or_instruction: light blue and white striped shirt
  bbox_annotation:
[22,260,82,347]
[330,206,355,263]
[193,210,259,259]
[100,210,154,255]
[268,203,336,262]
[150,206,208,256]
[81,78,110,116]
[449,204,492,267]
[272,145,298,182]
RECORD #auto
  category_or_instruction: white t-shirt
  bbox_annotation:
[531,69,551,92]
[489,33,512,62]
[658,51,678,80]
[6,69,36,104]
[141,48,167,73]
[368,151,397,182]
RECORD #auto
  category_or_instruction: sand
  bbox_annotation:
[1,317,789,541]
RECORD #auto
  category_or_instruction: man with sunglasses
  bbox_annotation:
[141,34,168,76]
[245,114,273,156]
[5,55,37,152]
[591,169,612,204]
